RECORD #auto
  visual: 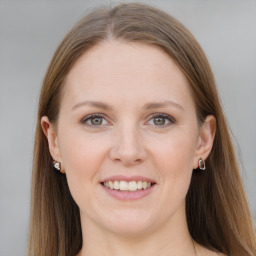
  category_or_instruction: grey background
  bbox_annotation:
[0,0,255,255]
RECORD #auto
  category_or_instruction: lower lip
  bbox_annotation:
[101,184,156,201]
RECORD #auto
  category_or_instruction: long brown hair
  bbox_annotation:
[28,3,256,256]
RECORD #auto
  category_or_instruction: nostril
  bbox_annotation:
[109,136,147,165]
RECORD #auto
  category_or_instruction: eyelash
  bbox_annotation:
[148,113,175,127]
[81,113,175,128]
[81,114,108,127]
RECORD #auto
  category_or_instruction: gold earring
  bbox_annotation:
[53,160,61,171]
[198,158,206,170]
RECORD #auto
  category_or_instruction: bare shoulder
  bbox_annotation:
[195,242,227,256]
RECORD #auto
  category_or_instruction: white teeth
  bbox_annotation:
[137,181,143,189]
[128,181,137,191]
[104,181,109,188]
[120,181,128,191]
[142,181,148,189]
[109,181,114,189]
[113,180,119,190]
[103,180,153,191]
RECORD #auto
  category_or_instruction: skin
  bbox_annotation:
[42,41,219,256]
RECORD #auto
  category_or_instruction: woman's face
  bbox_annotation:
[44,41,212,236]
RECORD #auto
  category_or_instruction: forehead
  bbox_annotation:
[62,40,194,110]
[66,40,187,82]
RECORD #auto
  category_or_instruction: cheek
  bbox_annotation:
[58,130,108,197]
[60,129,107,170]
[151,131,197,176]
[150,131,197,201]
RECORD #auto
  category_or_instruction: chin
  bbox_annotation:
[106,223,154,238]
[98,209,158,236]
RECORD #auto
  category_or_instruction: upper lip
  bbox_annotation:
[100,175,156,183]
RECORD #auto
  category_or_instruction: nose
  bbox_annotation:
[109,125,147,166]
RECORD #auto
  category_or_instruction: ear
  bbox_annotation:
[193,115,216,169]
[41,116,64,173]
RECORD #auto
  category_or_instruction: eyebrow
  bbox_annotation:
[72,101,113,111]
[143,101,184,111]
[72,100,184,111]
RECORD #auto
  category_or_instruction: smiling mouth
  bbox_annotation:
[101,180,155,192]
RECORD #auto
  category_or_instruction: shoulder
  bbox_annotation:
[203,250,226,256]
[200,248,227,256]
[195,242,227,256]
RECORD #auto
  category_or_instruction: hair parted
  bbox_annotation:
[28,3,256,256]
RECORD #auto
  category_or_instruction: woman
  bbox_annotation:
[28,3,256,256]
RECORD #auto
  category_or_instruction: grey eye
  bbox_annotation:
[90,117,103,125]
[148,113,175,127]
[82,114,108,127]
[153,117,166,125]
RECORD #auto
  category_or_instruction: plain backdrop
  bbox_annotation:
[0,0,255,255]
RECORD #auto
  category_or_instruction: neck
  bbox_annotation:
[78,209,196,256]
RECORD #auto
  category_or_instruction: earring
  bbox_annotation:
[198,158,206,170]
[53,160,61,171]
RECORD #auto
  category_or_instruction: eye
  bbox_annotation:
[81,114,108,127]
[147,113,175,127]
